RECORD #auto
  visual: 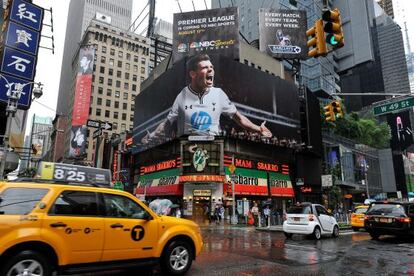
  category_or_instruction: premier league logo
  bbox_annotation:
[191,111,212,131]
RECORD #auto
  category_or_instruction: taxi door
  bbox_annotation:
[100,193,158,261]
[42,190,104,264]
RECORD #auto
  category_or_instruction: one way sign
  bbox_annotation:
[87,119,112,131]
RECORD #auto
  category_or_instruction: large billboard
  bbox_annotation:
[259,9,307,59]
[172,7,239,63]
[133,54,301,153]
[69,46,94,158]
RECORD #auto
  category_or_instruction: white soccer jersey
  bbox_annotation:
[167,85,237,136]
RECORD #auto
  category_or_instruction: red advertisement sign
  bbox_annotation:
[69,46,94,158]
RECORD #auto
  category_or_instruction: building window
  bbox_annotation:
[251,62,255,68]
[108,68,113,76]
[124,83,129,89]
[123,92,128,100]
[132,75,137,81]
[96,108,101,116]
[123,102,127,109]
[141,67,145,74]
[134,56,138,62]
[258,66,262,71]
[106,99,111,107]
[113,111,118,119]
[121,123,126,131]
[100,56,106,63]
[141,57,146,65]
[115,91,120,98]
[132,84,136,91]
[102,45,107,53]
[99,77,104,84]
[116,70,121,78]
[118,51,123,58]
[105,110,110,118]
[117,61,122,67]
[107,78,112,85]
[110,48,115,55]
[140,76,145,83]
[106,89,111,96]
[116,80,121,88]
[115,101,119,108]
[125,72,130,79]
[126,53,131,60]
[131,104,135,111]
[100,66,105,74]
[97,98,102,105]
[98,87,103,94]
[113,122,118,130]
[109,58,114,66]
[125,63,130,70]
[130,115,134,122]
[122,113,127,120]
[244,59,248,64]
[133,65,138,72]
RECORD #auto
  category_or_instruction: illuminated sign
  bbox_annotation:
[179,175,224,182]
[224,156,290,174]
[193,190,212,196]
[140,158,179,175]
[300,186,312,193]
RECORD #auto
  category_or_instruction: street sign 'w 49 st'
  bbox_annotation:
[373,97,414,116]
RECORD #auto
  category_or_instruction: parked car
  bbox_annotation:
[364,201,414,239]
[283,203,339,240]
[0,178,203,275]
[351,205,369,231]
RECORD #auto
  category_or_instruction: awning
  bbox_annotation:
[135,184,183,196]
[270,187,294,197]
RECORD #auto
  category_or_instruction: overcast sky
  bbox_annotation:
[27,0,414,134]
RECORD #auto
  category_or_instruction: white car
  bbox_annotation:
[283,203,339,240]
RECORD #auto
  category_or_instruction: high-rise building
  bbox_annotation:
[376,0,394,18]
[52,0,133,162]
[56,0,133,118]
[211,0,340,96]
[65,19,150,166]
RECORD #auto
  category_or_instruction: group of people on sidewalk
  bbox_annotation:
[203,203,226,224]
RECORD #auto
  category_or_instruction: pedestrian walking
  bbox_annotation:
[251,202,259,227]
[214,204,221,224]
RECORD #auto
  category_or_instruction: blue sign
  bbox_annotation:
[0,73,33,109]
[10,0,44,31]
[1,47,36,80]
[191,111,212,130]
[5,21,40,55]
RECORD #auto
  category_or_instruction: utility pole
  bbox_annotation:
[228,156,237,225]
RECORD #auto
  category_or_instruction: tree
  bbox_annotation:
[321,109,391,149]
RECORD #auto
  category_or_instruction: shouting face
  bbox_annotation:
[190,60,214,93]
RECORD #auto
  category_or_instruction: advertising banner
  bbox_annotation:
[69,46,94,158]
[259,9,307,59]
[133,55,301,153]
[268,171,294,197]
[173,7,239,63]
[135,168,182,196]
[386,110,413,151]
[225,167,268,196]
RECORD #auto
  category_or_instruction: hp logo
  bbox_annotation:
[191,111,212,130]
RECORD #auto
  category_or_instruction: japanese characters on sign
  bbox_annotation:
[0,0,44,109]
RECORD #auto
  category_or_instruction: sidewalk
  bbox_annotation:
[255,225,354,233]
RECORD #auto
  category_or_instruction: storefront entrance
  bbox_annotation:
[193,196,210,223]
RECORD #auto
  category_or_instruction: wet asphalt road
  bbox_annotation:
[189,225,414,275]
[75,224,414,276]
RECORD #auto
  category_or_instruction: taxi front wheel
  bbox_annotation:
[1,250,53,276]
[161,240,193,275]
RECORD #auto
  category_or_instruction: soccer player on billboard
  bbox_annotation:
[142,54,272,144]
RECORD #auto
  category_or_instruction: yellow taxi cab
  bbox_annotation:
[351,205,369,231]
[0,163,203,276]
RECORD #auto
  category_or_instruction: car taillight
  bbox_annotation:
[308,214,315,221]
[396,217,411,223]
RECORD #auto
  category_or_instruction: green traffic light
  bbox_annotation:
[326,34,338,46]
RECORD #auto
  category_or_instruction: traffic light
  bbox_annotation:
[324,103,335,122]
[322,8,344,49]
[306,19,327,58]
[332,101,344,119]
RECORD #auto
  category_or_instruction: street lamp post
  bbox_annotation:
[0,76,43,180]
